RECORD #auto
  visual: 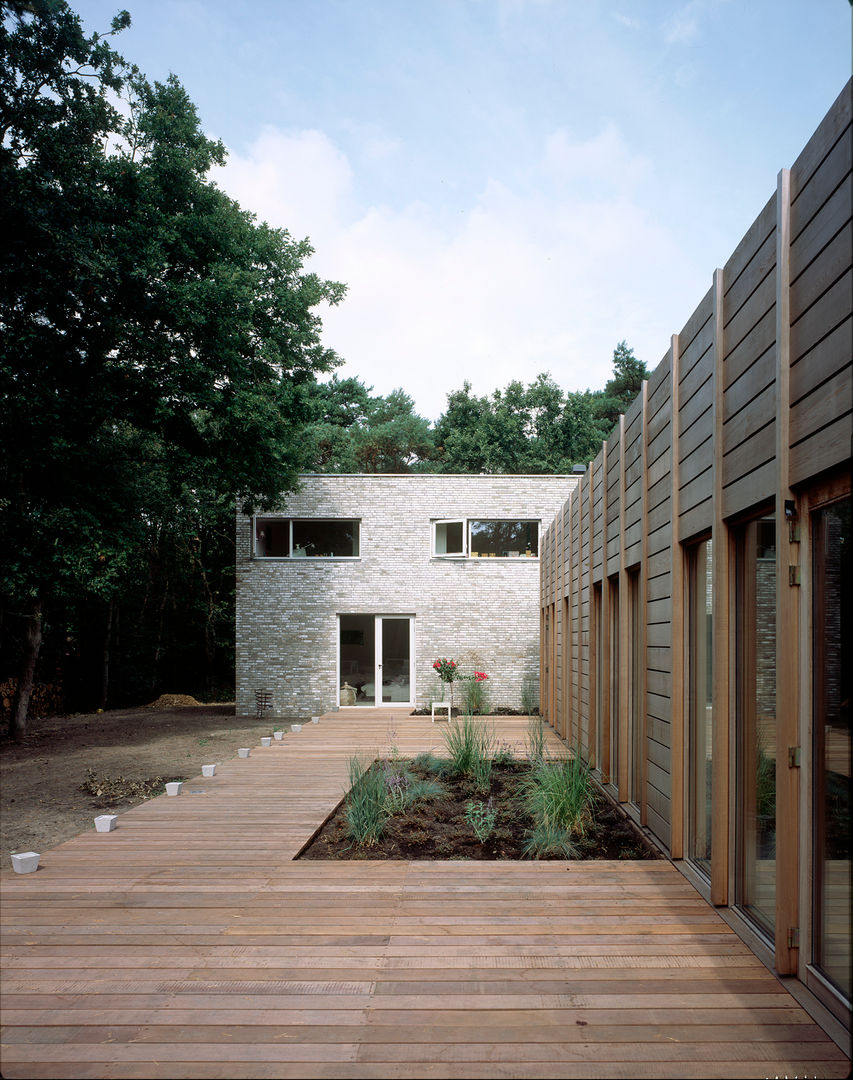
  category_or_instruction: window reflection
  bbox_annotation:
[737,517,776,939]
[689,538,713,877]
[812,496,851,1001]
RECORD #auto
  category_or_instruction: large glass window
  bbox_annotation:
[688,537,713,878]
[432,519,539,558]
[628,568,642,807]
[812,495,851,1002]
[736,516,777,940]
[254,518,359,558]
[593,583,603,772]
[608,575,620,789]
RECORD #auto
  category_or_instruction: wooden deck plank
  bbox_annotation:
[1,710,848,1079]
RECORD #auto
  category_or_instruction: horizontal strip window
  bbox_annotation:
[432,518,539,559]
[254,518,360,558]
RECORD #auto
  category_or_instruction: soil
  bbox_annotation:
[0,703,291,858]
[299,758,662,861]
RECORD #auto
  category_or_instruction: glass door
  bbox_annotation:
[736,516,777,940]
[339,616,413,706]
[811,495,851,1004]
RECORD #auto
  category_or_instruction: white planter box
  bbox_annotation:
[94,815,117,832]
[11,851,40,874]
[311,716,320,724]
[237,747,250,758]
[260,737,272,747]
[165,782,183,796]
[201,764,217,777]
[290,723,302,732]
[273,730,284,740]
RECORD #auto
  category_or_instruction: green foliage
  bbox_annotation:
[521,679,540,717]
[593,341,649,432]
[465,798,497,843]
[493,741,516,766]
[522,822,579,859]
[345,757,388,847]
[442,716,495,780]
[0,1,345,723]
[461,674,489,715]
[521,756,595,835]
[525,717,548,764]
[303,377,435,472]
[412,751,446,775]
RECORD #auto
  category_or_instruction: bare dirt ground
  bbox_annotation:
[0,701,295,859]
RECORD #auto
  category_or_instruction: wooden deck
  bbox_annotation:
[1,711,849,1078]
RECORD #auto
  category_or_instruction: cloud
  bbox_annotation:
[663,0,704,45]
[613,13,642,31]
[214,123,706,420]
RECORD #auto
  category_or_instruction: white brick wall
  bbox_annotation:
[236,474,577,717]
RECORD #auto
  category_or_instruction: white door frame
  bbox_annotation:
[337,614,415,707]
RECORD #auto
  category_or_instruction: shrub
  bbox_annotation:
[465,797,497,843]
[442,715,495,780]
[521,755,594,837]
[522,822,579,859]
[525,716,548,765]
[412,751,445,775]
[521,678,539,716]
[462,674,489,715]
[346,756,388,846]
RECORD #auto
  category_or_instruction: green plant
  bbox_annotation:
[493,740,515,765]
[525,716,548,765]
[442,715,495,779]
[522,822,579,859]
[465,798,497,843]
[345,757,388,846]
[412,751,445,774]
[462,673,489,715]
[521,755,594,838]
[521,678,539,717]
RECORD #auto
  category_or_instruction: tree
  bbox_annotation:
[302,378,434,473]
[0,1,345,733]
[433,374,607,474]
[593,341,648,432]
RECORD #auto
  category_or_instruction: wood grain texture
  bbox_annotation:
[3,709,847,1080]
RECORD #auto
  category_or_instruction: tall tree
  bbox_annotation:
[0,1,345,733]
[593,340,648,432]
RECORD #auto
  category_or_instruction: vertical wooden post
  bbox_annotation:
[618,414,630,800]
[670,336,685,857]
[775,167,799,976]
[711,267,731,908]
[565,493,574,742]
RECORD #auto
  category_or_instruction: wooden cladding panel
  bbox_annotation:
[789,80,852,201]
[791,220,852,324]
[677,286,714,357]
[723,192,776,300]
[541,83,851,905]
[790,151,851,278]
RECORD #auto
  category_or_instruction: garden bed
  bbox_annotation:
[298,756,662,862]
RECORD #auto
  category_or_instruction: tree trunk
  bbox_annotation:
[11,595,43,739]
[99,597,114,711]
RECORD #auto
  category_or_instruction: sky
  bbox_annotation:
[72,0,851,421]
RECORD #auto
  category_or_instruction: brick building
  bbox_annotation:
[236,473,576,718]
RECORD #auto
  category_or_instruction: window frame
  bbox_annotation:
[431,517,541,560]
[253,517,361,560]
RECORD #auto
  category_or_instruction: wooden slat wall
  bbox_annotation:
[721,193,779,519]
[677,295,715,543]
[542,80,852,881]
[788,83,852,485]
